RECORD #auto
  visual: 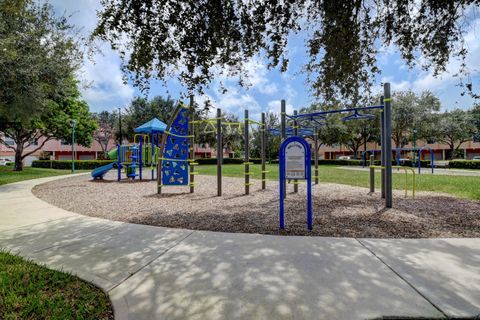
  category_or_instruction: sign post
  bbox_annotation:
[279,136,313,230]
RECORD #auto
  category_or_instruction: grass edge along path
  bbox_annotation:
[0,250,113,319]
[0,167,87,186]
[196,164,480,200]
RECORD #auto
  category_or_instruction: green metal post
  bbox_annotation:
[70,119,76,174]
[369,154,375,193]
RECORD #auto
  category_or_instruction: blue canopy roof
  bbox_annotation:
[134,118,167,133]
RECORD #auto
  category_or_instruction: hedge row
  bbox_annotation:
[32,160,114,170]
[448,160,480,169]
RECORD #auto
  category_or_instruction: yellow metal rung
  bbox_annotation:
[245,183,253,186]
[190,172,199,175]
[288,181,300,184]
[189,182,197,186]
[261,179,267,182]
[261,170,270,173]
[243,162,253,165]
[244,172,254,175]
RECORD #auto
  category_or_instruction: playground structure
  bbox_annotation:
[276,84,395,208]
[93,83,399,213]
[156,99,268,196]
[366,154,416,199]
[91,118,165,180]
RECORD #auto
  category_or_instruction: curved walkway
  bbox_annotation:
[0,174,479,319]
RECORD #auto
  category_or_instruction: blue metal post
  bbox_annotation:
[279,154,285,229]
[117,144,121,181]
[431,149,434,174]
[151,130,155,180]
[139,137,143,180]
[306,144,312,230]
[418,149,421,174]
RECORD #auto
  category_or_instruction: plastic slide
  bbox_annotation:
[91,162,115,179]
[91,148,118,179]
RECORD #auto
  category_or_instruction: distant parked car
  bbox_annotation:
[338,156,351,160]
[473,156,480,161]
[0,158,9,166]
[398,158,410,165]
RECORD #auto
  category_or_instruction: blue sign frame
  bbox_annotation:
[279,136,313,230]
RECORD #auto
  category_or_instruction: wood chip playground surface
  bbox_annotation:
[32,172,480,238]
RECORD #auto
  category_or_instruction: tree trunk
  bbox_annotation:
[14,144,24,171]
[449,143,455,160]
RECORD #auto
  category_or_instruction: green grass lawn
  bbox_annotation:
[0,167,85,186]
[196,164,480,200]
[0,251,113,319]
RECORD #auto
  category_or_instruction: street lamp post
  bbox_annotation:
[70,119,76,174]
[118,107,122,144]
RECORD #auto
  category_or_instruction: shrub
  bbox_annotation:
[448,160,480,170]
[195,158,217,165]
[32,160,114,170]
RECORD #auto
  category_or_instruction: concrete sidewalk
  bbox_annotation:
[0,175,479,319]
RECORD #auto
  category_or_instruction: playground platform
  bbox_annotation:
[0,175,479,319]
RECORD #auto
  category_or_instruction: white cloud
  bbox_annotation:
[79,48,135,112]
[267,100,293,116]
[379,17,480,110]
[49,0,135,112]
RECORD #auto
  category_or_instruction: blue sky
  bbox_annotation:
[51,1,480,120]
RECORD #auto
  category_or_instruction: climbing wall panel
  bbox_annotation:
[162,107,189,186]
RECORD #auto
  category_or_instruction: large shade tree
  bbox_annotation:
[0,0,96,170]
[251,112,281,160]
[93,0,480,101]
[472,104,480,142]
[93,111,117,157]
[391,91,441,148]
[434,109,477,159]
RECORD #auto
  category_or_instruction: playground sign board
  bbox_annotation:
[285,141,307,179]
[279,136,313,230]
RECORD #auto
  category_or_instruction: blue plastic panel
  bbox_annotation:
[162,108,189,185]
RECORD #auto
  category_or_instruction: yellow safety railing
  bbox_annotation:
[369,165,415,199]
[134,134,150,145]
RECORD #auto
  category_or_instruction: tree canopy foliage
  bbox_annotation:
[434,109,477,159]
[390,91,441,148]
[0,0,95,170]
[93,0,480,101]
[93,111,117,157]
